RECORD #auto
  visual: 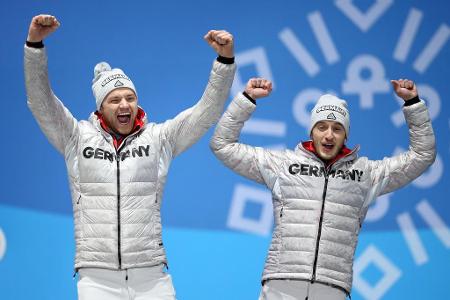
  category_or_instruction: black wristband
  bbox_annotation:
[217,56,235,64]
[242,91,256,105]
[404,95,420,106]
[26,40,44,48]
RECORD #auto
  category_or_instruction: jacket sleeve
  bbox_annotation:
[24,45,78,155]
[210,93,284,188]
[368,100,436,196]
[160,60,236,157]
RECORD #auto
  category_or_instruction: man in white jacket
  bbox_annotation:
[25,14,236,300]
[210,78,436,300]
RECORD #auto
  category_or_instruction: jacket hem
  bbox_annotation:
[261,273,350,296]
[75,259,166,272]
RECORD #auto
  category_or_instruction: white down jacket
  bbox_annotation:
[210,93,436,294]
[25,46,235,271]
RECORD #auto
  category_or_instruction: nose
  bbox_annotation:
[324,128,334,140]
[118,97,129,109]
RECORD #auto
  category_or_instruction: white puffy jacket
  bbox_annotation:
[25,46,235,271]
[210,93,436,294]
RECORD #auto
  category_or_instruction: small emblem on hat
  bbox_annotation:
[114,80,124,87]
[327,113,336,120]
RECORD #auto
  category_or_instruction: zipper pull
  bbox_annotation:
[280,206,284,217]
[77,195,81,205]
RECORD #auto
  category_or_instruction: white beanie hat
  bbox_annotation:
[92,62,137,110]
[310,94,350,138]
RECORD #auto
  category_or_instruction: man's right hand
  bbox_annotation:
[204,30,234,58]
[390,79,418,101]
[244,78,273,100]
[27,15,60,43]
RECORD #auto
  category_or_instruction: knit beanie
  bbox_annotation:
[92,62,137,110]
[310,94,350,138]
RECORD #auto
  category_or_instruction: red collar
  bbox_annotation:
[95,108,145,149]
[302,141,352,167]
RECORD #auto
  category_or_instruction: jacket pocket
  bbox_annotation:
[74,192,84,239]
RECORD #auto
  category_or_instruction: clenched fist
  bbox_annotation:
[244,78,273,100]
[204,30,234,58]
[27,14,60,43]
[391,79,418,101]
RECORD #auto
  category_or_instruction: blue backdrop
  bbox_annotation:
[0,0,449,299]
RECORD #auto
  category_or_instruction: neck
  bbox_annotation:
[110,129,125,139]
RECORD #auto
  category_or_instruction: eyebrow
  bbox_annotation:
[108,93,135,100]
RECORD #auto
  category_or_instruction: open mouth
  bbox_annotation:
[322,143,335,151]
[117,113,131,125]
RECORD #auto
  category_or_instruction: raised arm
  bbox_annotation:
[161,30,236,157]
[369,79,436,196]
[25,14,78,155]
[210,78,283,187]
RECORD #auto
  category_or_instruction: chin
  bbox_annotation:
[120,130,132,135]
[318,152,335,161]
[115,126,132,135]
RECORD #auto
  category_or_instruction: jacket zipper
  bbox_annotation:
[302,146,356,283]
[114,136,133,270]
[311,170,329,282]
[98,122,141,270]
[103,129,140,270]
[116,152,122,269]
